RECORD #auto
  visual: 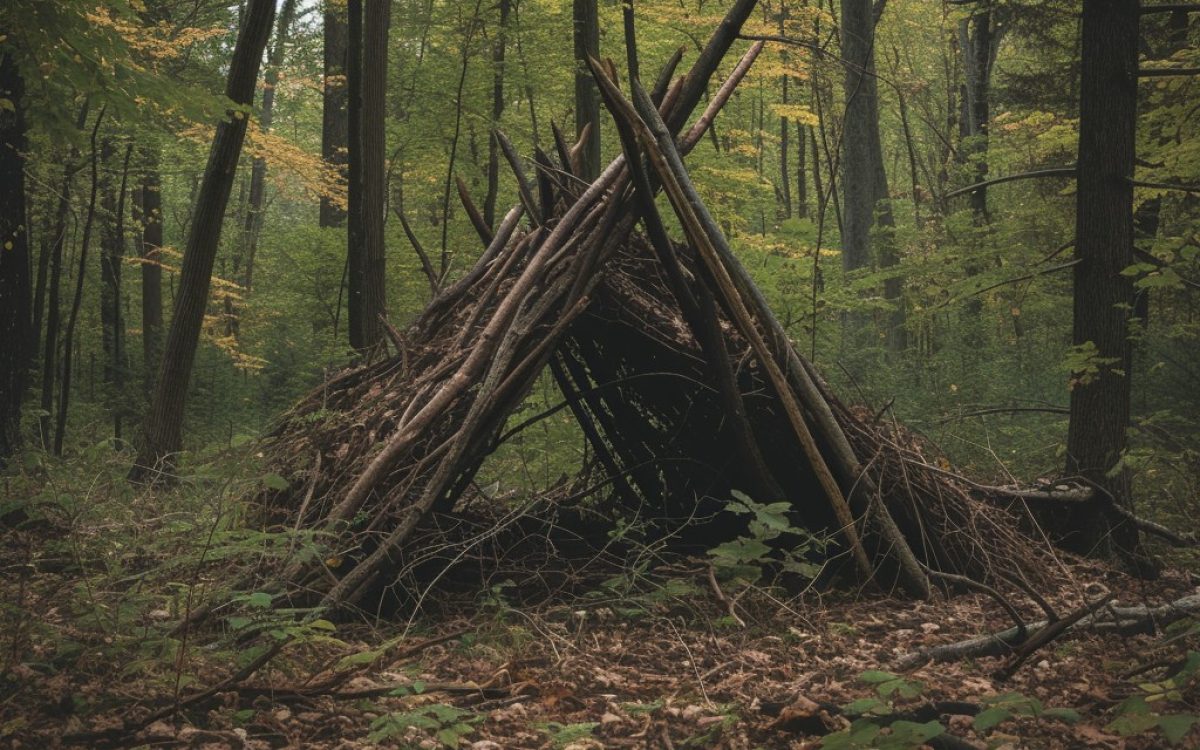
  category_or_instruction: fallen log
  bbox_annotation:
[895,593,1200,672]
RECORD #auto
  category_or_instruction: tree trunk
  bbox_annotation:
[1062,0,1140,560]
[0,51,30,463]
[795,121,808,219]
[778,70,792,219]
[355,0,390,355]
[573,0,601,181]
[345,0,366,352]
[839,0,904,350]
[321,0,349,229]
[131,0,276,480]
[56,108,105,456]
[484,0,511,228]
[100,139,120,385]
[137,148,164,395]
[228,0,299,338]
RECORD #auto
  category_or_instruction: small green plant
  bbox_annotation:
[708,490,827,585]
[538,720,599,748]
[1107,650,1200,745]
[971,692,1080,733]
[827,671,943,749]
[369,703,480,746]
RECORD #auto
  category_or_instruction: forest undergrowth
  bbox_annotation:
[2,445,1199,749]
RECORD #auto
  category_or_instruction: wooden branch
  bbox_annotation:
[923,566,1027,639]
[1130,178,1200,193]
[944,167,1076,199]
[623,0,639,81]
[652,46,686,104]
[455,175,494,245]
[896,594,1200,671]
[951,259,1080,302]
[995,595,1112,680]
[1140,3,1200,13]
[395,209,440,295]
[550,121,577,183]
[494,128,541,225]
[1138,67,1200,77]
[1109,502,1200,547]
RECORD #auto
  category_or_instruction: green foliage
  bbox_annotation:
[369,703,481,746]
[708,490,828,585]
[1107,651,1200,746]
[538,720,600,748]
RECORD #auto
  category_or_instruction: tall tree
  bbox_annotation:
[573,0,601,180]
[136,148,164,393]
[1062,0,1141,560]
[237,0,299,307]
[346,0,388,355]
[321,0,349,229]
[0,51,30,463]
[840,0,904,350]
[131,0,276,480]
[957,2,1003,218]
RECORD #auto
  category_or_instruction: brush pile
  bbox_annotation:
[258,0,1046,618]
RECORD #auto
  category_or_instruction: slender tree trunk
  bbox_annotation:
[573,0,601,180]
[356,0,390,355]
[1062,0,1141,561]
[345,0,366,351]
[0,51,30,462]
[137,149,164,394]
[100,139,120,384]
[840,0,904,350]
[958,4,999,218]
[56,108,105,456]
[778,71,792,219]
[795,121,808,219]
[484,0,511,227]
[31,204,51,372]
[321,0,349,229]
[131,0,276,480]
[237,0,299,310]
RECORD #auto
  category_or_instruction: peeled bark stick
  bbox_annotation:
[590,65,874,584]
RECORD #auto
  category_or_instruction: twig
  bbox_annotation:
[706,564,746,628]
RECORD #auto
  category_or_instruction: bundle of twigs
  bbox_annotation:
[258,0,1044,619]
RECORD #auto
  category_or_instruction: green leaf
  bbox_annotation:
[1041,707,1081,723]
[841,697,886,716]
[879,720,943,749]
[1158,715,1200,744]
[859,670,899,684]
[973,707,1013,732]
[262,473,289,491]
[246,592,273,609]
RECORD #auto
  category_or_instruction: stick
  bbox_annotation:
[455,175,494,245]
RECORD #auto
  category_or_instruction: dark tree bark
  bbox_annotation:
[484,0,511,227]
[100,142,133,441]
[136,149,164,394]
[228,0,299,337]
[55,108,105,456]
[99,140,120,384]
[795,121,808,219]
[131,0,276,480]
[573,0,601,180]
[321,0,349,228]
[778,68,792,219]
[347,0,389,355]
[0,51,30,462]
[957,3,1002,218]
[345,0,366,351]
[1062,0,1141,559]
[38,153,78,448]
[839,0,904,350]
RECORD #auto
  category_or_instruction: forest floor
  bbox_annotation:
[3,516,1199,750]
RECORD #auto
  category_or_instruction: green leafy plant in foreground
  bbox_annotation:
[708,490,828,585]
[369,702,480,746]
[1107,649,1200,745]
